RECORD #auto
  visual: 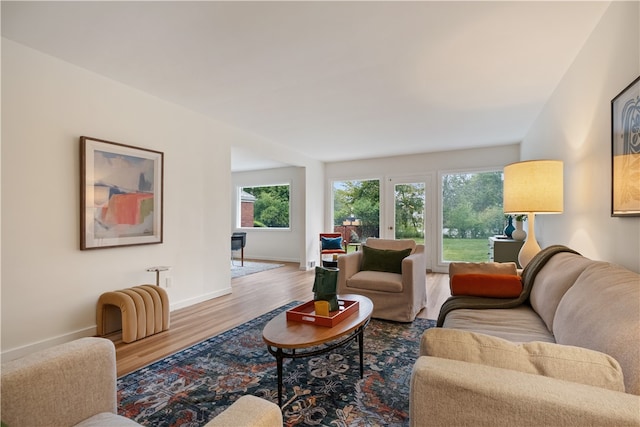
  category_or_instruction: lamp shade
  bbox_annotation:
[503,160,563,214]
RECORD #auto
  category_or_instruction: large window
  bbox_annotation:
[239,184,290,228]
[333,180,380,246]
[393,182,425,242]
[441,171,504,262]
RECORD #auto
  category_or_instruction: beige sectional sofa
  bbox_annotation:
[410,245,640,426]
[1,337,282,427]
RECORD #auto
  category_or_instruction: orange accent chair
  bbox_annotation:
[320,233,346,266]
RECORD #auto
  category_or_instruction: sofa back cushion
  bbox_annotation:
[553,262,640,395]
[421,328,625,392]
[528,252,594,332]
[449,261,517,278]
[364,238,416,253]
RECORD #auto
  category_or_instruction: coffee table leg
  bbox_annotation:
[276,347,284,407]
[358,327,364,378]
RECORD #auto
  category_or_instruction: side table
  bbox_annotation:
[488,236,524,268]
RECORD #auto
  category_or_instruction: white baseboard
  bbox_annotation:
[1,288,234,362]
[246,256,306,270]
[169,288,232,311]
[247,256,299,263]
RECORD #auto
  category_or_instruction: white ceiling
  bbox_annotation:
[1,1,610,171]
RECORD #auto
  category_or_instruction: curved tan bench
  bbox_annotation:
[138,285,170,331]
[97,285,170,343]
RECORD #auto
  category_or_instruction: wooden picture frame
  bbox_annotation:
[611,75,640,217]
[80,136,164,249]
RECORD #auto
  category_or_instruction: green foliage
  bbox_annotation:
[243,185,290,228]
[442,171,504,239]
[334,180,428,240]
[395,183,425,239]
[334,180,380,238]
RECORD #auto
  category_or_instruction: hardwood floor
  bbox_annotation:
[113,262,450,377]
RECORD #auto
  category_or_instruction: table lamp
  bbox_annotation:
[503,160,563,267]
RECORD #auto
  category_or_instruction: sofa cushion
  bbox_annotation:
[361,245,411,274]
[204,395,283,427]
[76,413,141,427]
[528,252,594,332]
[451,274,522,298]
[346,270,403,292]
[442,306,555,343]
[421,328,625,392]
[554,261,640,396]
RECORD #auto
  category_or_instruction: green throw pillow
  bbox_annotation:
[361,245,412,274]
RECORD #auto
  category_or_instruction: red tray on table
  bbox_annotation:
[286,299,360,327]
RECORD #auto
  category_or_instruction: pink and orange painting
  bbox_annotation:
[81,137,163,249]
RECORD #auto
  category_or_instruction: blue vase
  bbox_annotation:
[503,216,515,239]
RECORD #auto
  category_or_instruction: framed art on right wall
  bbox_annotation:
[611,75,640,217]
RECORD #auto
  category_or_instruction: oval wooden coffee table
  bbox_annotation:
[262,294,373,407]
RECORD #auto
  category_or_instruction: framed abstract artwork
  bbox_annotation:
[80,136,164,249]
[611,75,640,217]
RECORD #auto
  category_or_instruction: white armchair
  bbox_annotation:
[1,337,283,427]
[337,238,427,322]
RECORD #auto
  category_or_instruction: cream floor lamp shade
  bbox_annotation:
[503,160,563,267]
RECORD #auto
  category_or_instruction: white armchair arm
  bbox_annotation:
[337,250,363,293]
[401,245,426,297]
[205,395,283,427]
[1,337,127,426]
[2,338,284,427]
[410,356,640,427]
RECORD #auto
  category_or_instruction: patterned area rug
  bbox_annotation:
[231,261,285,278]
[118,302,436,426]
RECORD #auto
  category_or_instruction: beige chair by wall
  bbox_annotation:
[337,238,427,322]
[1,337,283,427]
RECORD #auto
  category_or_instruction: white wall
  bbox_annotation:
[231,162,325,270]
[0,39,321,359]
[304,161,325,269]
[325,144,521,272]
[232,167,305,264]
[521,1,640,272]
